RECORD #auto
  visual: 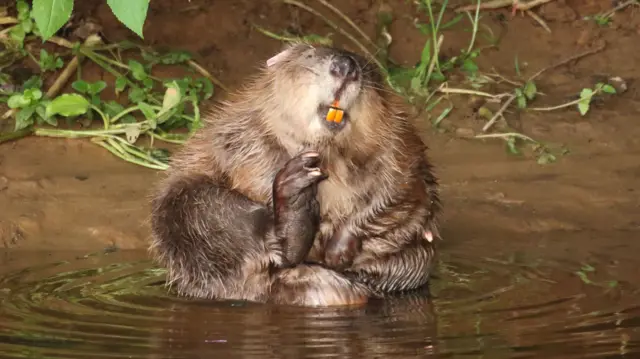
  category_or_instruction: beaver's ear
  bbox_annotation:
[266,47,293,68]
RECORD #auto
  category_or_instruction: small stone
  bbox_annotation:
[455,127,476,139]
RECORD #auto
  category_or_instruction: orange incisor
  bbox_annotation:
[325,100,344,123]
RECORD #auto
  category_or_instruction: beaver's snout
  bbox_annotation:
[329,55,358,81]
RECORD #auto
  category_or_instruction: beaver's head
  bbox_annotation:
[263,43,386,146]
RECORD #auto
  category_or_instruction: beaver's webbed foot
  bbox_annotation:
[273,151,327,266]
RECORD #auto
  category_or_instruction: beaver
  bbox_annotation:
[149,43,441,307]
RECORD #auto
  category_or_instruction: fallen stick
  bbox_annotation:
[527,41,606,82]
[455,0,556,12]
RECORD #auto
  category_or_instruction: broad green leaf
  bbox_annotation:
[601,84,616,94]
[108,0,150,38]
[15,106,36,131]
[32,0,74,41]
[577,100,590,116]
[580,88,593,100]
[7,94,29,109]
[72,80,89,93]
[46,94,90,118]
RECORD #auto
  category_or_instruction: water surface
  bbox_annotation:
[1,234,638,359]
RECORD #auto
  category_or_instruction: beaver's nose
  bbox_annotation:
[329,55,358,80]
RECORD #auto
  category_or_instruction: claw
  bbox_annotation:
[424,231,434,243]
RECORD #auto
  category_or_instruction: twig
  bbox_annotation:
[425,35,444,90]
[186,60,230,93]
[482,94,515,132]
[475,132,538,143]
[527,97,582,111]
[455,0,555,12]
[526,10,551,33]
[374,2,393,69]
[283,0,385,72]
[0,17,18,26]
[527,42,606,82]
[437,85,506,99]
[599,0,640,19]
[314,0,378,51]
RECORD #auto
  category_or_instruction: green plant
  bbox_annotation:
[29,0,149,41]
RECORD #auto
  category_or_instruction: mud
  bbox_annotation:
[1,0,639,357]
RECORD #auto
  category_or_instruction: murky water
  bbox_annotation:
[1,237,638,359]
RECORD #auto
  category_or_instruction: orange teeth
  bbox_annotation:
[325,100,344,123]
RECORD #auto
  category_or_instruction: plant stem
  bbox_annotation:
[527,97,583,112]
[0,128,34,144]
[466,0,482,54]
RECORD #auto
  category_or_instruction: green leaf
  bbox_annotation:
[128,60,147,80]
[107,0,150,38]
[505,137,520,155]
[142,77,154,89]
[8,94,29,109]
[16,0,30,19]
[46,94,90,118]
[128,88,146,103]
[523,81,537,100]
[103,101,125,118]
[37,104,57,126]
[462,59,478,74]
[72,80,89,93]
[32,0,74,41]
[137,101,156,120]
[577,99,590,116]
[24,89,43,102]
[23,76,43,90]
[601,84,616,94]
[580,88,594,100]
[88,81,107,95]
[15,106,36,131]
[115,77,127,94]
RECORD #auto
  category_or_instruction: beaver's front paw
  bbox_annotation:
[273,151,327,202]
[324,226,361,271]
[273,151,327,266]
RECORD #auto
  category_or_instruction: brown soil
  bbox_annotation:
[1,1,639,275]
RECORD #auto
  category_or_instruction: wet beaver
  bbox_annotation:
[149,43,441,306]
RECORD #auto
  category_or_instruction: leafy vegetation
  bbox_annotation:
[0,0,624,167]
[0,0,213,169]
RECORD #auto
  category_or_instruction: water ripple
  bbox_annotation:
[0,248,638,358]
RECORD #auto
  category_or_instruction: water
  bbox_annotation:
[0,240,639,359]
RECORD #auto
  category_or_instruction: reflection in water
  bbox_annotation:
[0,249,638,358]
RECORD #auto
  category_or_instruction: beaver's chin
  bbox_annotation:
[317,104,350,132]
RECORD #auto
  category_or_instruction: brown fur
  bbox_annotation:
[149,43,441,306]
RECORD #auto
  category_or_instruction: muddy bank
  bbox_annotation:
[0,0,639,255]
